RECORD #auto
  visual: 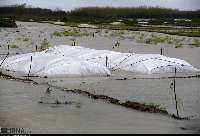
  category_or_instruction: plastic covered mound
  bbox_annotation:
[0,45,199,77]
[0,52,110,77]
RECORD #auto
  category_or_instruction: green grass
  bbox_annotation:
[53,31,63,37]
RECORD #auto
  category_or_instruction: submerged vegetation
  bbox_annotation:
[63,88,168,114]
[63,88,190,120]
[10,44,18,48]
[40,39,50,50]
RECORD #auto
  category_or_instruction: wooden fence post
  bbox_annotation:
[28,56,33,78]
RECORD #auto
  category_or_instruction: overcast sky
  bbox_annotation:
[0,0,200,11]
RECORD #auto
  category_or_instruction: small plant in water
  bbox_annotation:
[23,38,29,42]
[10,44,18,48]
[53,30,89,37]
[175,44,183,48]
[40,39,50,50]
[55,99,61,104]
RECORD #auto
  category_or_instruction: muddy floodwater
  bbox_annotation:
[0,74,200,134]
[0,22,200,133]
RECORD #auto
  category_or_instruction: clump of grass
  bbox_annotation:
[175,43,183,48]
[53,30,89,37]
[174,31,200,37]
[10,44,18,48]
[63,31,80,36]
[53,31,63,37]
[55,99,61,105]
[145,38,151,44]
[174,38,182,44]
[95,30,101,33]
[143,102,166,111]
[40,39,50,50]
[190,39,200,47]
[192,44,200,47]
[110,31,125,37]
[16,38,22,41]
[23,38,29,41]
[104,30,109,33]
[151,36,166,44]
[167,39,173,44]
[136,34,146,43]
[144,36,166,45]
[122,101,167,114]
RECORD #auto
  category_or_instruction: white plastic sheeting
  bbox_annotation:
[0,51,110,77]
[45,45,198,73]
[0,45,198,77]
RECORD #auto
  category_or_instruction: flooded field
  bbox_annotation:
[0,22,200,133]
[0,71,200,134]
[0,76,199,134]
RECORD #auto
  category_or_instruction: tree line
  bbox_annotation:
[0,5,199,22]
[68,6,200,19]
[0,4,67,21]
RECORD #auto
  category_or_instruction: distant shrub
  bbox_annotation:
[0,17,17,27]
